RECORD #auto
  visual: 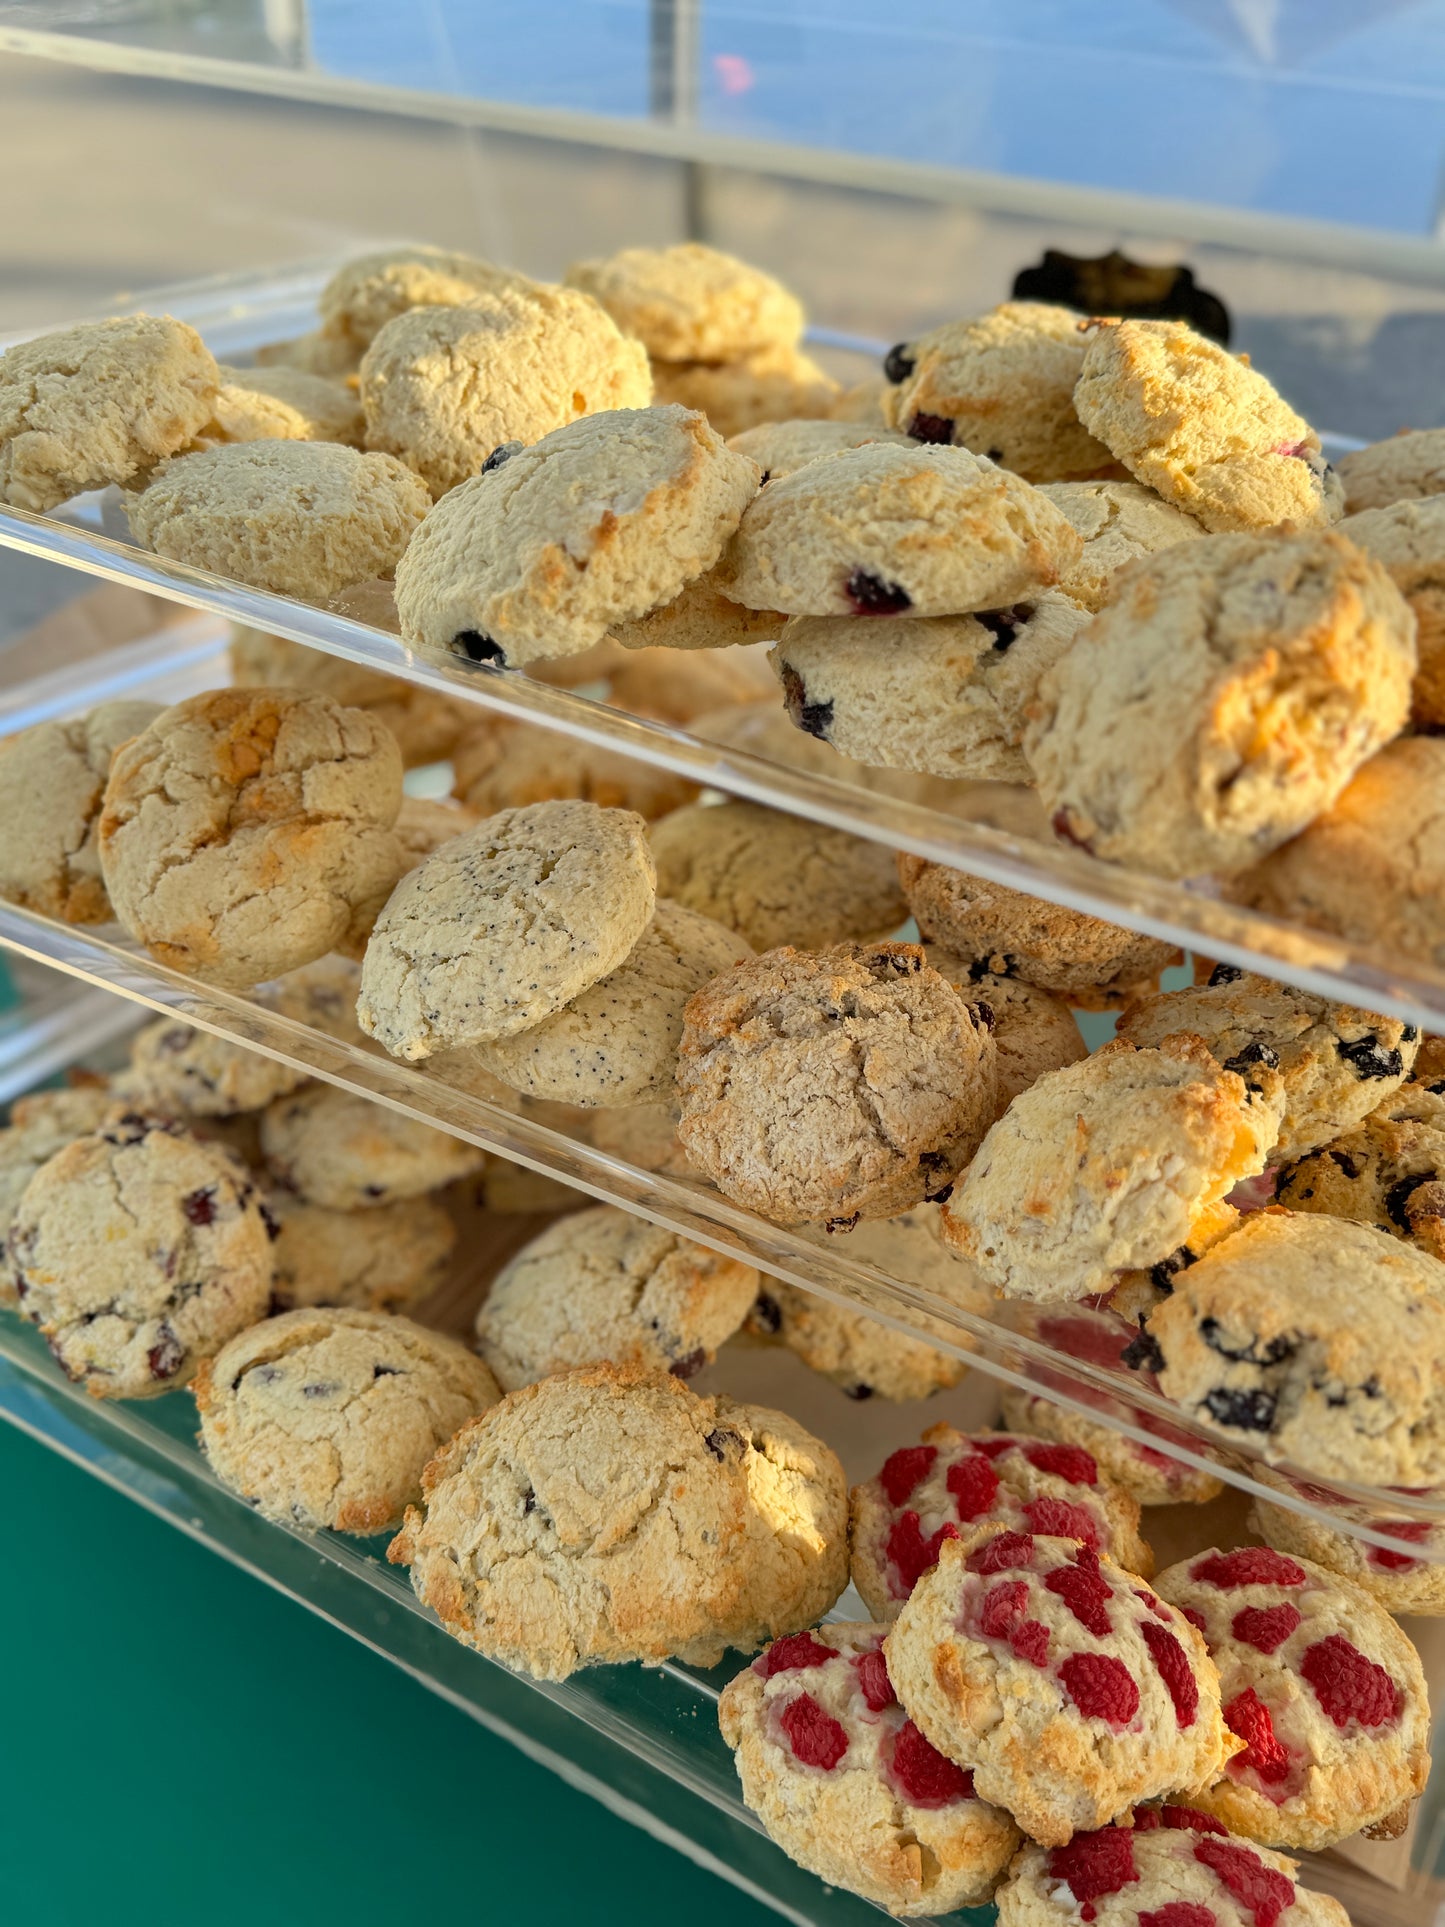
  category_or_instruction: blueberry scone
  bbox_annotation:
[1339,496,1445,726]
[259,1084,482,1210]
[0,1085,121,1305]
[394,405,758,667]
[851,1428,1152,1622]
[676,941,998,1226]
[1128,1209,1445,1485]
[881,302,1113,482]
[1153,1545,1431,1849]
[1337,427,1445,514]
[564,243,805,366]
[996,1808,1350,1927]
[1026,529,1416,878]
[884,1525,1232,1844]
[0,314,218,511]
[1118,966,1419,1161]
[772,594,1089,782]
[265,1193,455,1315]
[196,1307,500,1532]
[718,1624,1021,1914]
[715,442,1083,618]
[99,688,404,989]
[358,800,656,1059]
[473,1204,758,1388]
[126,1018,307,1118]
[476,900,750,1106]
[650,800,906,953]
[898,858,1179,1006]
[1276,1083,1445,1261]
[10,1112,274,1398]
[359,286,652,498]
[727,417,912,482]
[943,1038,1280,1302]
[126,440,431,600]
[1039,478,1203,611]
[1073,318,1342,532]
[923,952,1087,1104]
[747,1273,967,1405]
[0,699,161,922]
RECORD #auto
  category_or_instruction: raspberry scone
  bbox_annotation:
[1153,1546,1431,1850]
[851,1427,1153,1621]
[718,1623,1021,1915]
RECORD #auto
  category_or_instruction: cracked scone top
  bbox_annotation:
[387,1363,845,1680]
[1073,317,1342,533]
[196,1307,500,1533]
[359,287,653,498]
[1276,1082,1445,1262]
[266,1193,456,1315]
[715,441,1083,618]
[1228,736,1445,968]
[393,404,759,666]
[1026,529,1416,879]
[0,313,219,512]
[564,242,804,364]
[125,440,431,600]
[1152,1545,1431,1851]
[884,1525,1232,1844]
[10,1112,274,1399]
[1133,1208,1445,1486]
[473,1203,758,1389]
[476,899,751,1107]
[1038,479,1203,611]
[898,858,1179,1005]
[259,1083,482,1210]
[0,699,161,923]
[0,1086,121,1306]
[127,1016,307,1118]
[718,1623,1021,1916]
[942,1037,1281,1303]
[1336,427,1445,514]
[1117,967,1419,1161]
[98,687,404,989]
[1340,496,1445,725]
[357,799,656,1060]
[317,244,534,352]
[676,941,998,1226]
[995,1809,1350,1927]
[650,799,905,952]
[851,1427,1152,1623]
[881,301,1113,482]
[773,594,1089,783]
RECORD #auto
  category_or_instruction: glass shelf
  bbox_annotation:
[1,262,1444,1033]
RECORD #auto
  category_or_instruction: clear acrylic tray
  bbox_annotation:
[0,260,1442,1035]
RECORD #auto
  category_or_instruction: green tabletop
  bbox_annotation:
[0,1423,781,1927]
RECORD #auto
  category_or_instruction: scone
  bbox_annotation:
[473,1204,757,1387]
[727,417,912,482]
[1251,1484,1445,1618]
[942,1038,1280,1302]
[202,363,364,448]
[451,712,697,820]
[1339,496,1445,725]
[1025,529,1416,878]
[1337,427,1445,514]
[676,941,998,1226]
[718,1623,1021,1915]
[850,1426,1152,1621]
[98,687,404,989]
[748,1275,967,1404]
[0,1085,123,1304]
[1039,478,1203,611]
[998,1381,1223,1510]
[1276,1083,1445,1261]
[265,1193,456,1314]
[648,344,840,439]
[923,952,1087,1103]
[605,569,785,652]
[563,243,805,364]
[259,1084,483,1208]
[196,1307,500,1532]
[883,1525,1232,1844]
[317,245,533,354]
[126,1017,308,1118]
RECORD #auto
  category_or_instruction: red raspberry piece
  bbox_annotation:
[1180,1606,1209,1635]
[1022,1440,1098,1485]
[1060,1652,1141,1725]
[1045,1546,1115,1637]
[779,1693,849,1770]
[854,1647,896,1712]
[880,1444,937,1507]
[1158,1805,1227,1835]
[1024,1495,1102,1548]
[974,1436,1017,1459]
[889,1719,975,1806]
[1369,1520,1431,1571]
[758,1631,836,1676]
[1194,1837,1296,1927]
[966,1529,1035,1574]
[1191,1549,1305,1590]
[1300,1634,1403,1729]
[1038,1314,1131,1369]
[1224,1688,1291,1785]
[1135,1588,1173,1621]
[947,1451,1001,1521]
[1231,1604,1301,1655]
[1011,1619,1052,1668]
[886,1511,958,1594]
[1141,1906,1217,1927]
[980,1578,1031,1639]
[1141,1621,1199,1728]
[1048,1828,1138,1921]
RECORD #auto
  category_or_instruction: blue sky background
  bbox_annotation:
[306,1,1445,234]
